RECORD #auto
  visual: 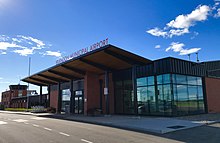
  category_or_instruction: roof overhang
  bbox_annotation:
[22,44,152,86]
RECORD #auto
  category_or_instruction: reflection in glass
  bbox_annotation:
[135,74,205,116]
[163,74,171,84]
[147,76,155,86]
[61,89,71,113]
[188,86,198,113]
[175,74,187,84]
[187,76,197,85]
[137,87,148,114]
[157,75,163,85]
[137,77,147,87]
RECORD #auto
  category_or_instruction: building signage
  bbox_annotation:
[104,87,108,95]
[56,38,108,64]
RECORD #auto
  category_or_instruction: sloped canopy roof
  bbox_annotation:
[22,44,152,86]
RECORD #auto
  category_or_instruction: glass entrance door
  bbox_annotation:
[74,90,84,114]
[61,89,71,114]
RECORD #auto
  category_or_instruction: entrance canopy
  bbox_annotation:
[22,44,152,86]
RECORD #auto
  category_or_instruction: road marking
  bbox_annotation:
[44,127,52,131]
[32,124,39,127]
[0,121,8,125]
[24,122,29,125]
[81,139,93,143]
[31,117,47,120]
[13,119,28,123]
[59,132,70,137]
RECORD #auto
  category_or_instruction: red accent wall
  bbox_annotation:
[48,72,115,115]
[50,90,58,110]
[205,77,220,113]
[84,72,115,115]
[99,73,115,114]
[84,72,100,115]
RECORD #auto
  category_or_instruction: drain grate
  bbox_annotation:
[167,125,185,129]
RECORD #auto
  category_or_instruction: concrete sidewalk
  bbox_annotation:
[64,115,206,134]
[37,113,207,134]
[0,110,211,134]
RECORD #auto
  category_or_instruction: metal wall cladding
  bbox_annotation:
[61,82,71,90]
[113,68,132,81]
[73,79,84,91]
[136,57,207,77]
[203,61,220,78]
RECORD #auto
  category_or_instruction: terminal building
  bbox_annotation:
[1,84,48,108]
[22,44,220,116]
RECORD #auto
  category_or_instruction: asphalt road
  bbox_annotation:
[1,112,220,143]
[0,112,179,143]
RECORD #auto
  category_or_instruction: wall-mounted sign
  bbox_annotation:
[104,87,108,95]
[56,38,108,64]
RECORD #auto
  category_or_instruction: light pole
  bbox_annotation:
[27,57,31,109]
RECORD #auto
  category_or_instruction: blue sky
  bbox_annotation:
[0,0,220,100]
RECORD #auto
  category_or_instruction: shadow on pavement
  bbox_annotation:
[37,114,220,143]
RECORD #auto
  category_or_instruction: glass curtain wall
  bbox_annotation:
[157,74,172,116]
[61,89,71,113]
[173,74,205,116]
[136,74,205,116]
[115,80,134,114]
[137,76,156,115]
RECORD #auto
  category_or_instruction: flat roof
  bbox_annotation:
[22,44,152,86]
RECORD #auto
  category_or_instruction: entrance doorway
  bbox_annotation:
[61,89,71,114]
[74,90,84,114]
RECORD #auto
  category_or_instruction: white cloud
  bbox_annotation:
[147,5,213,38]
[166,42,185,52]
[191,32,199,39]
[146,28,167,37]
[166,42,201,55]
[179,48,201,55]
[167,5,210,29]
[18,35,45,48]
[0,42,22,50]
[168,28,189,38]
[0,77,3,80]
[0,35,56,57]
[214,8,220,18]
[0,51,7,55]
[155,45,161,49]
[0,35,9,41]
[13,48,34,56]
[12,38,22,43]
[43,51,61,57]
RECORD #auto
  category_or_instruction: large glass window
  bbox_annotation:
[157,74,172,116]
[172,74,205,116]
[120,72,206,117]
[137,78,147,87]
[61,89,71,113]
[115,79,134,114]
[137,74,205,116]
[137,76,155,115]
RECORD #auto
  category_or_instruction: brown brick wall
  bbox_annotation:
[205,77,220,113]
[48,72,115,115]
[84,72,100,115]
[99,73,115,114]
[84,72,115,115]
[50,90,58,110]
